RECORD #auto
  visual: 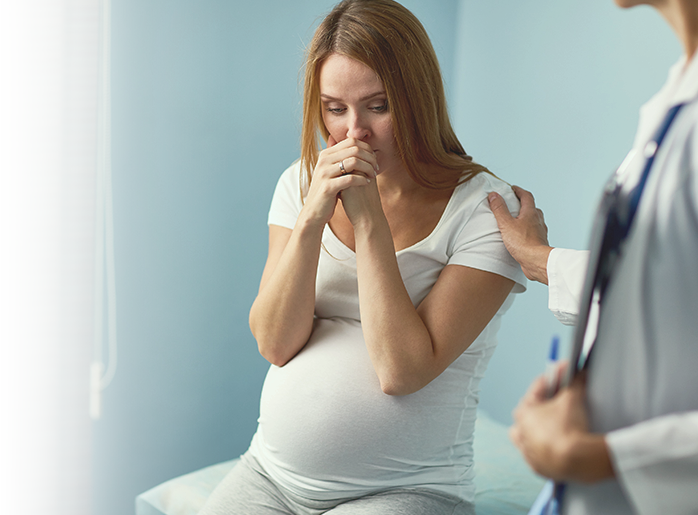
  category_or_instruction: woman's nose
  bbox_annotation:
[346,114,370,140]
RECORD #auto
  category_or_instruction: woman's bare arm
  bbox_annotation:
[354,213,513,395]
[249,138,376,366]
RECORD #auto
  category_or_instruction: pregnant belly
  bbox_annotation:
[256,317,454,484]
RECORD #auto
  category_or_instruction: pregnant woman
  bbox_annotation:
[200,1,525,513]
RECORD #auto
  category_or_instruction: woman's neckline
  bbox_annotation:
[325,180,462,256]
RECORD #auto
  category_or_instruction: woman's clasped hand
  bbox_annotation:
[304,135,378,228]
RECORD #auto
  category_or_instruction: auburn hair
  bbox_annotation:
[300,0,490,191]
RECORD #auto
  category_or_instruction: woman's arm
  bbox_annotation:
[357,221,513,395]
[343,183,515,395]
[248,221,322,366]
[249,138,376,366]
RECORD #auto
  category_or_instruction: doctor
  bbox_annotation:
[487,0,698,514]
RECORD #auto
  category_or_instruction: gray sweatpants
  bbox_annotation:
[198,453,475,515]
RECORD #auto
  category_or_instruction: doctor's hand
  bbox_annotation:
[302,135,377,227]
[488,186,553,285]
[510,369,615,483]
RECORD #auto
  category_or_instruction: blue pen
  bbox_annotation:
[545,335,560,398]
[526,337,564,515]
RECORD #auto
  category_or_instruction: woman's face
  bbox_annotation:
[319,53,398,173]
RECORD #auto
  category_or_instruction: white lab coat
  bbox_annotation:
[546,53,698,515]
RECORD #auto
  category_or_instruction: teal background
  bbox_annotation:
[94,1,678,514]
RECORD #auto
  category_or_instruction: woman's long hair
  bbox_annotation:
[300,0,490,191]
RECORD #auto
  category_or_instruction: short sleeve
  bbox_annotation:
[447,176,527,293]
[267,160,305,229]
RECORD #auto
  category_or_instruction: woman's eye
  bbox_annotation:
[369,101,388,113]
[326,107,345,115]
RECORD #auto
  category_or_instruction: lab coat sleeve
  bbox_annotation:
[606,412,698,515]
[546,248,590,325]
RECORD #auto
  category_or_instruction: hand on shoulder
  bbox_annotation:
[488,185,553,284]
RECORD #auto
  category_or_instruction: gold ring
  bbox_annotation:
[339,160,346,174]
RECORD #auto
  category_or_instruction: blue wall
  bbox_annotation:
[95,2,458,514]
[95,1,680,513]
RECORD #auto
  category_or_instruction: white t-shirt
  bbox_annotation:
[248,161,526,503]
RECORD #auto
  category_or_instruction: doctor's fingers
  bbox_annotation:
[488,192,514,227]
[510,403,548,466]
[517,361,570,412]
[523,374,550,405]
[511,377,546,440]
[511,186,536,207]
[513,186,547,221]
